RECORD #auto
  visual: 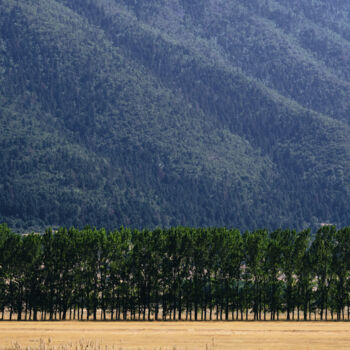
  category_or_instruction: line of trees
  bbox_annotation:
[0,223,349,321]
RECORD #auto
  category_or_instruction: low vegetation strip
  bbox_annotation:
[3,339,201,350]
[0,224,349,322]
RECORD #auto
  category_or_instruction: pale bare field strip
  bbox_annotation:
[1,322,350,350]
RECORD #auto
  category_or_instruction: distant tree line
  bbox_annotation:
[0,223,349,321]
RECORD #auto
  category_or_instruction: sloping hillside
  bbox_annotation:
[1,0,350,231]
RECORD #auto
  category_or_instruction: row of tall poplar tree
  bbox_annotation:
[0,223,349,322]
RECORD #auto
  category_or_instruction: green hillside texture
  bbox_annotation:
[1,0,350,231]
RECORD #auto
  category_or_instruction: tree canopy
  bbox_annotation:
[1,224,349,321]
[2,0,350,231]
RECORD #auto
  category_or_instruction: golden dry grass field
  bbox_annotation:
[0,321,349,350]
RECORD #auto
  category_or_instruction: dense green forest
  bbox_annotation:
[0,223,349,321]
[2,0,350,230]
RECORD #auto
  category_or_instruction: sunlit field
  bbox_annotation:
[1,321,350,350]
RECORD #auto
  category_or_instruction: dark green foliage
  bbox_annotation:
[0,224,349,321]
[1,0,350,230]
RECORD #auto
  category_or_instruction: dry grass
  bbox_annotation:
[3,338,200,350]
[0,321,350,350]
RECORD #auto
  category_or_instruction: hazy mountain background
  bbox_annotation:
[1,0,350,232]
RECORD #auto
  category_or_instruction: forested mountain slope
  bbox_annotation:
[1,0,350,231]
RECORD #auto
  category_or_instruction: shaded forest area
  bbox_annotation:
[3,0,350,231]
[0,223,349,322]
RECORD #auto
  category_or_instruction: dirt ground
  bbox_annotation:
[0,321,349,350]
